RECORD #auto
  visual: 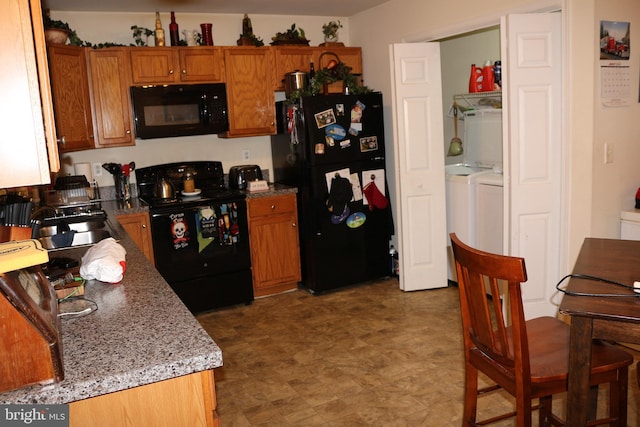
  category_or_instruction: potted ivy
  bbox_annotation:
[43,16,71,44]
[43,11,83,45]
[322,20,342,44]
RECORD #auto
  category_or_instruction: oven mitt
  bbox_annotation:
[79,237,127,283]
[326,175,353,217]
[363,179,388,211]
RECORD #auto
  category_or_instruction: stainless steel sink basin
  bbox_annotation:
[38,229,112,250]
[34,217,116,250]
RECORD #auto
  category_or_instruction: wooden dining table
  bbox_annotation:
[559,237,640,426]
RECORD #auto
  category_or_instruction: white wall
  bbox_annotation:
[50,11,349,188]
[592,0,640,236]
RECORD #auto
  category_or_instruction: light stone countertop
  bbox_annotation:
[0,201,222,404]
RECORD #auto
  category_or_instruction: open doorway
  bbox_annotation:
[437,27,505,283]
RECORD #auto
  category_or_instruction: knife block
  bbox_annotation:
[0,226,32,243]
[0,265,64,393]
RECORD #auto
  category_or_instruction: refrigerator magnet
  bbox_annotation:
[314,109,336,128]
[315,143,325,154]
[360,136,378,152]
[325,124,346,141]
[325,135,335,147]
[336,104,345,116]
[346,212,366,228]
[351,101,365,123]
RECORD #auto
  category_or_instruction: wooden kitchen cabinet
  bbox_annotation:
[70,369,219,427]
[47,45,95,152]
[1,0,59,187]
[87,48,135,148]
[273,46,316,91]
[117,211,155,263]
[130,47,225,84]
[247,193,301,297]
[221,47,276,138]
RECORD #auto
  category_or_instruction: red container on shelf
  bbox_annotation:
[482,61,495,92]
[469,64,482,93]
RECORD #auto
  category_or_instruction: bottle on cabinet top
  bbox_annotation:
[169,11,179,46]
[155,12,165,46]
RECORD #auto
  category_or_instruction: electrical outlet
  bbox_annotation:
[242,150,250,161]
[604,143,614,164]
[92,162,103,177]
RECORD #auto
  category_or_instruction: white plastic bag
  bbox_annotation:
[79,238,127,283]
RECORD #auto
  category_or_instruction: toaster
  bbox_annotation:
[229,165,263,190]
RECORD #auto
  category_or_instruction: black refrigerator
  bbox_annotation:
[271,93,393,293]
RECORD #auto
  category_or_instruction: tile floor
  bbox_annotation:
[197,278,640,426]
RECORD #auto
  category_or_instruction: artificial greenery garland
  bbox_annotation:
[287,61,372,100]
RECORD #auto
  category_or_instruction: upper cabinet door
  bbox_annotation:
[273,46,316,91]
[0,0,58,187]
[87,48,135,148]
[221,47,276,138]
[178,47,225,82]
[130,48,179,84]
[48,45,95,152]
[130,47,225,84]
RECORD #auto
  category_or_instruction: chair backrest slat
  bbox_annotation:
[450,233,528,372]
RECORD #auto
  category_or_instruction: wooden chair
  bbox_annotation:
[450,233,633,426]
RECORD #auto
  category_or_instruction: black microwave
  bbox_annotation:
[131,83,229,139]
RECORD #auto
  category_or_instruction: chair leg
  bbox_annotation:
[538,395,552,427]
[463,363,479,426]
[609,367,628,427]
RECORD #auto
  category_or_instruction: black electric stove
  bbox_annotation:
[135,161,253,313]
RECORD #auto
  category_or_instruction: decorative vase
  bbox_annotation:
[44,28,70,45]
[183,29,198,46]
[200,23,213,46]
[324,33,338,44]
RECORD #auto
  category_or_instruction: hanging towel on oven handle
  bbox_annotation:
[196,206,218,253]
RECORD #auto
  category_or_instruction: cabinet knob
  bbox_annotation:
[292,223,297,227]
[57,136,66,146]
[126,130,131,134]
[169,69,174,75]
[271,205,276,210]
[142,224,146,229]
[182,69,187,75]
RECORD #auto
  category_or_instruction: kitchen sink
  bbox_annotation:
[38,229,113,250]
[33,215,117,250]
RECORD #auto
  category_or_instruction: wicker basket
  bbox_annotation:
[318,52,345,95]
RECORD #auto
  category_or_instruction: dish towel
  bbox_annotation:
[170,213,190,250]
[196,207,217,253]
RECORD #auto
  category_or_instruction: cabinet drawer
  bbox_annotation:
[248,194,296,218]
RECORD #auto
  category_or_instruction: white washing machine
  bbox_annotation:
[475,172,504,255]
[446,109,503,281]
